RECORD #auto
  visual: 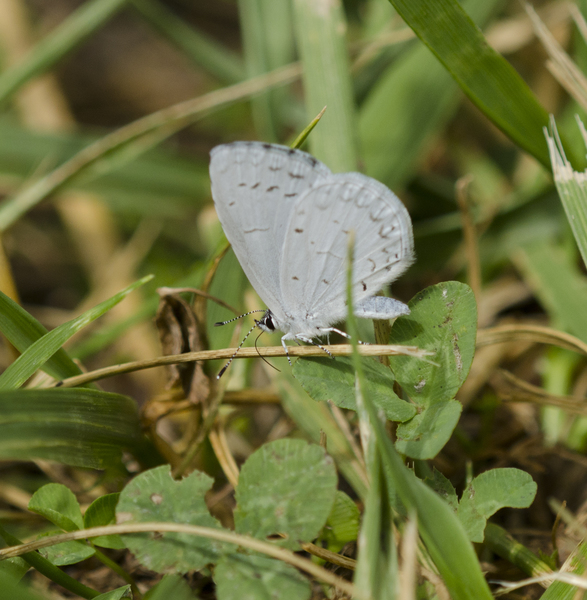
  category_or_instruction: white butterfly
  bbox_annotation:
[210,142,414,375]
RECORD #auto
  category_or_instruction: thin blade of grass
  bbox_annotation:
[0,275,153,390]
[545,117,587,269]
[0,291,83,381]
[0,0,128,106]
[292,0,358,171]
[386,0,563,169]
[130,0,244,84]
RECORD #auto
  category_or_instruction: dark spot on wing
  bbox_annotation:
[269,165,281,171]
[251,182,260,189]
[309,157,318,167]
[323,279,330,285]
[229,201,235,206]
[238,182,247,187]
[292,276,299,280]
[263,143,272,150]
[284,193,297,198]
[342,229,350,234]
[295,228,303,233]
[368,258,376,272]
[267,185,279,192]
[289,172,304,179]
[361,281,367,291]
[333,219,339,224]
[288,148,296,155]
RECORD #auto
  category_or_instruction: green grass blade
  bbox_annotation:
[0,275,153,390]
[0,292,83,381]
[545,118,587,269]
[292,0,358,171]
[359,0,502,188]
[0,0,128,106]
[386,0,553,168]
[0,388,142,469]
[130,0,244,84]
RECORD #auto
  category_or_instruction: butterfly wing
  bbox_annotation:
[210,142,331,318]
[280,172,414,328]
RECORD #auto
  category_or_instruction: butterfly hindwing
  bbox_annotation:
[280,172,414,326]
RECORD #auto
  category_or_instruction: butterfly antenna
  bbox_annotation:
[217,321,260,379]
[215,310,266,327]
[255,331,280,372]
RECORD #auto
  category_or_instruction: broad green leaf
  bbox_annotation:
[395,399,462,459]
[389,282,477,404]
[214,554,310,600]
[360,0,502,188]
[292,0,358,171]
[234,439,337,550]
[29,483,83,531]
[276,368,369,500]
[319,491,360,553]
[0,291,83,381]
[457,469,537,543]
[84,493,124,549]
[423,468,458,511]
[0,275,152,390]
[546,118,587,269]
[37,531,95,566]
[94,586,132,600]
[0,388,141,468]
[0,570,45,600]
[514,241,587,343]
[387,0,554,168]
[144,575,197,600]
[0,0,128,106]
[293,356,416,422]
[117,465,228,573]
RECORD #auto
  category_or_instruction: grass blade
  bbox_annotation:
[0,275,153,390]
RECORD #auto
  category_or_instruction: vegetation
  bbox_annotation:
[1,0,587,598]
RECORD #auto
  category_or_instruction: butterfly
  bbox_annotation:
[209,142,414,376]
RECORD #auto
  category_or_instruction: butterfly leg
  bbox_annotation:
[281,336,293,366]
[295,335,333,358]
[318,327,370,345]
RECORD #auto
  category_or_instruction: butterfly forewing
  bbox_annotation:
[280,173,414,325]
[210,142,331,318]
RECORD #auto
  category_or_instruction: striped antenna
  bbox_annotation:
[217,320,262,379]
[214,310,266,327]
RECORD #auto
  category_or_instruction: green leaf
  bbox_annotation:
[0,291,83,381]
[424,468,458,512]
[457,469,537,543]
[546,119,587,269]
[84,493,125,549]
[0,275,153,390]
[214,553,310,600]
[234,439,337,550]
[116,465,228,573]
[94,586,132,600]
[388,282,476,459]
[389,282,478,404]
[319,491,360,553]
[0,388,141,469]
[387,0,553,167]
[29,483,83,531]
[395,399,462,459]
[144,575,197,600]
[293,356,416,422]
[0,557,29,584]
[36,531,95,566]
